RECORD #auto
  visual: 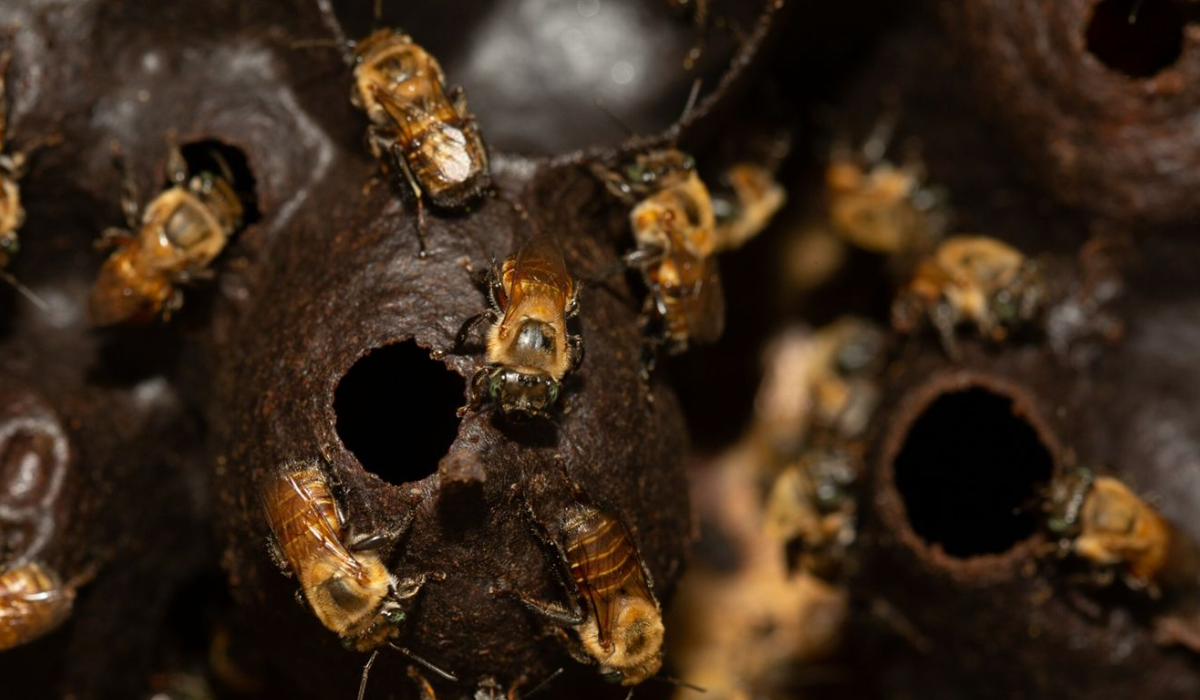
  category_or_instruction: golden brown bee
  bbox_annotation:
[333,13,489,254]
[595,149,725,355]
[0,561,75,650]
[1045,469,1172,591]
[507,503,664,686]
[712,162,787,252]
[892,235,1046,358]
[261,461,415,652]
[457,233,582,417]
[765,447,860,581]
[87,145,244,326]
[0,51,26,270]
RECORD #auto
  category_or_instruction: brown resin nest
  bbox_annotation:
[2,0,1200,699]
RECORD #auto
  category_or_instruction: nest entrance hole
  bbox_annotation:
[893,387,1053,558]
[1085,0,1191,78]
[334,342,464,485]
[178,140,261,227]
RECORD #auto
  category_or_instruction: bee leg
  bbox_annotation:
[567,332,584,372]
[390,143,428,258]
[508,590,587,627]
[623,245,665,270]
[454,310,495,352]
[109,145,143,231]
[457,366,492,417]
[96,227,135,250]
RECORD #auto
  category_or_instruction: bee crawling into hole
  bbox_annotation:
[592,146,725,368]
[309,0,490,258]
[493,480,666,687]
[87,141,245,327]
[260,460,455,700]
[1042,467,1175,594]
[0,560,92,650]
[455,231,582,418]
[891,235,1046,359]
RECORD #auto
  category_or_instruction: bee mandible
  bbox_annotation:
[315,1,490,256]
[892,235,1045,358]
[87,144,244,326]
[457,232,582,418]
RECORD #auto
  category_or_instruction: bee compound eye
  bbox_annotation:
[600,671,624,684]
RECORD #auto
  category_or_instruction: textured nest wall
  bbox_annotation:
[1,0,1200,699]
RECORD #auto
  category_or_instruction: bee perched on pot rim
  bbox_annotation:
[87,144,244,326]
[457,232,582,418]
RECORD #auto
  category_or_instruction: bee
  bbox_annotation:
[505,502,664,686]
[892,235,1046,358]
[312,1,489,256]
[595,148,725,356]
[711,162,787,252]
[457,233,582,417]
[87,145,244,327]
[0,50,26,270]
[1044,468,1172,592]
[261,461,416,652]
[0,561,76,650]
[765,446,860,581]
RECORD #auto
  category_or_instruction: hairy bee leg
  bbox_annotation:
[457,366,492,417]
[567,332,584,371]
[454,310,496,352]
[390,143,428,258]
[509,589,587,627]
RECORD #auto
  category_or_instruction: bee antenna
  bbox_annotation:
[373,0,384,28]
[386,642,458,682]
[680,78,703,124]
[357,649,380,700]
[313,0,356,65]
[523,667,563,698]
[594,98,636,139]
[208,148,237,187]
[651,675,707,693]
[0,269,50,313]
[860,110,898,164]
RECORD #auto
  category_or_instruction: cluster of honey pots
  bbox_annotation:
[0,2,1191,698]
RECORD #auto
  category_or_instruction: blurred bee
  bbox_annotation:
[457,232,582,417]
[824,119,946,256]
[712,162,787,252]
[314,2,489,256]
[0,50,26,270]
[892,235,1046,358]
[753,319,885,462]
[1044,468,1172,592]
[595,148,725,356]
[504,502,664,686]
[664,0,709,68]
[88,144,244,326]
[0,561,76,650]
[765,446,860,581]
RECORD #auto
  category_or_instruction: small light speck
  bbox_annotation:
[136,89,151,103]
[577,0,600,17]
[611,60,635,84]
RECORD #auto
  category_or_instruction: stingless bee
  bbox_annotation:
[892,235,1046,358]
[0,561,77,650]
[262,461,454,700]
[314,2,490,256]
[711,162,787,252]
[1044,468,1172,592]
[765,446,860,581]
[0,50,25,270]
[457,232,582,417]
[87,144,244,326]
[502,500,664,687]
[594,148,725,357]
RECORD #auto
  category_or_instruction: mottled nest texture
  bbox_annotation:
[1,0,1199,700]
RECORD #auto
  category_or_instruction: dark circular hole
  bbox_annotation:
[178,140,261,226]
[333,342,464,484]
[893,387,1053,557]
[1086,0,1185,78]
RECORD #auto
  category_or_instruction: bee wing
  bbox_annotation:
[678,254,725,345]
[275,472,365,579]
[500,234,572,328]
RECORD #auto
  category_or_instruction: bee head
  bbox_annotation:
[594,595,664,686]
[992,261,1046,327]
[485,368,560,416]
